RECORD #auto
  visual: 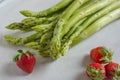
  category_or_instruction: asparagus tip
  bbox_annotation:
[20,10,33,17]
[4,35,21,44]
[5,23,20,30]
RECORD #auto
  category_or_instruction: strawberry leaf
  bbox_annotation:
[13,54,19,62]
[17,49,23,53]
[98,47,113,63]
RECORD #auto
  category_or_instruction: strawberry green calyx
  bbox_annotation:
[13,50,31,62]
[99,47,113,63]
[17,50,24,53]
[112,67,120,80]
[87,66,105,80]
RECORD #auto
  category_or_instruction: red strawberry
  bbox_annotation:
[86,62,106,80]
[90,46,113,63]
[105,62,120,79]
[14,50,36,74]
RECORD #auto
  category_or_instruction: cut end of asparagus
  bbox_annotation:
[20,10,33,17]
[4,35,21,44]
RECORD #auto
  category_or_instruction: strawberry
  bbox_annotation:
[105,62,120,79]
[13,50,36,74]
[86,62,106,80]
[90,46,113,63]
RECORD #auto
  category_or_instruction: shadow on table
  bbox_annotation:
[81,54,93,67]
[75,71,90,80]
[3,62,28,77]
[3,55,54,76]
[75,54,93,80]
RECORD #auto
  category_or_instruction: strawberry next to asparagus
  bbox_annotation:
[90,46,113,63]
[105,62,120,79]
[14,50,36,74]
[86,62,106,80]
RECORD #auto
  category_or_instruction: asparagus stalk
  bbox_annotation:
[50,0,89,59]
[5,23,24,30]
[38,50,50,57]
[73,0,98,15]
[26,41,50,51]
[40,31,53,47]
[51,0,116,59]
[4,35,22,45]
[26,19,87,57]
[4,33,42,45]
[20,0,73,17]
[81,8,120,39]
[38,18,87,57]
[26,41,50,57]
[64,0,120,47]
[6,15,58,31]
[27,30,54,57]
[63,17,87,40]
[32,20,57,32]
[81,1,120,30]
[25,42,50,57]
[25,42,41,50]
[71,8,120,47]
[22,15,58,24]
[61,0,116,37]
[61,2,120,56]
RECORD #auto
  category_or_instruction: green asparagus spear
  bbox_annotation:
[25,42,41,50]
[61,0,120,57]
[32,20,57,32]
[81,0,120,30]
[4,33,42,45]
[26,41,50,57]
[62,0,116,37]
[40,31,53,47]
[38,50,50,57]
[26,40,50,50]
[25,30,53,51]
[51,0,116,59]
[6,22,30,31]
[4,35,22,44]
[20,0,73,17]
[35,30,54,57]
[50,0,89,59]
[71,8,120,47]
[39,1,109,57]
[65,0,120,47]
[81,8,120,39]
[73,0,98,15]
[6,15,58,31]
[63,17,87,40]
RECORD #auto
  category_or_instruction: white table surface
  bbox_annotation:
[0,0,120,80]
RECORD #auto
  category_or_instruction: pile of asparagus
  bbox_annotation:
[4,0,120,59]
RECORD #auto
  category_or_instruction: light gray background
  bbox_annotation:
[0,0,120,80]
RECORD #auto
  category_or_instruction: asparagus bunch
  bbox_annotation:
[4,0,120,59]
